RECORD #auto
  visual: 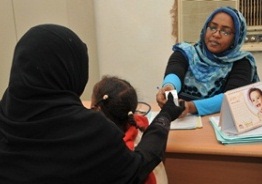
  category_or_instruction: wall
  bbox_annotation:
[0,0,99,101]
[93,0,262,102]
[1,0,262,103]
[93,0,175,102]
[253,53,262,76]
[0,0,16,99]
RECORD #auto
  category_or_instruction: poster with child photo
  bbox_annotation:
[220,82,262,134]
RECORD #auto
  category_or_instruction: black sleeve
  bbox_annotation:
[94,113,171,184]
[133,114,171,183]
[224,58,252,92]
[164,51,189,82]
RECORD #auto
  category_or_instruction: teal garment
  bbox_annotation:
[194,94,223,116]
[163,6,260,115]
[163,74,224,115]
[173,43,259,97]
[163,74,181,92]
[173,6,260,96]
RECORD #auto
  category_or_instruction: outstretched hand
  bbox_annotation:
[156,85,174,108]
[160,92,185,121]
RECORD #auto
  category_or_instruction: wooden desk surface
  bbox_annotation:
[166,114,262,158]
[146,102,262,184]
[139,101,262,157]
[82,100,262,157]
[83,101,262,183]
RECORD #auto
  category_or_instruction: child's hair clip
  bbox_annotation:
[103,94,109,100]
[128,111,133,116]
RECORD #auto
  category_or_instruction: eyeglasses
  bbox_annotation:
[207,26,234,36]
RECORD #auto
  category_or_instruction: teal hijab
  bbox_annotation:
[173,6,259,97]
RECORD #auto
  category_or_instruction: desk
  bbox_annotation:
[82,101,262,184]
[165,114,262,184]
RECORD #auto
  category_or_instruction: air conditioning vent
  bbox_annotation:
[239,0,262,51]
[240,0,262,26]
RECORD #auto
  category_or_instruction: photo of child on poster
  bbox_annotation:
[247,87,262,121]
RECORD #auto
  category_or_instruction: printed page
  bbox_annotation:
[148,111,202,130]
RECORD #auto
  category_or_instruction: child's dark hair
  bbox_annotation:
[92,75,144,132]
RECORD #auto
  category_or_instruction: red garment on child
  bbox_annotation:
[123,115,157,184]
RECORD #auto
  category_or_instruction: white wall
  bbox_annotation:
[93,0,262,103]
[253,52,262,77]
[93,0,175,102]
[0,0,17,98]
[1,0,262,103]
[0,0,99,101]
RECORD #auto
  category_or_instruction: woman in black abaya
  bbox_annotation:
[0,24,183,184]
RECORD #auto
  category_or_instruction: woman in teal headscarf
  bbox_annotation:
[156,6,260,117]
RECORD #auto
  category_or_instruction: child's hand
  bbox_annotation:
[160,92,185,121]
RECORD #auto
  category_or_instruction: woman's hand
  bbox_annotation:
[156,85,174,108]
[178,100,197,118]
[156,85,197,118]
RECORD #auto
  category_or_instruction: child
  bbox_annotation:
[91,75,168,184]
[248,87,262,120]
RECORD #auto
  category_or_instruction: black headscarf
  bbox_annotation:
[1,24,88,122]
[0,24,150,184]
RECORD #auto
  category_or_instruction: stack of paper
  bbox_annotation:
[210,116,262,144]
[148,111,202,130]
